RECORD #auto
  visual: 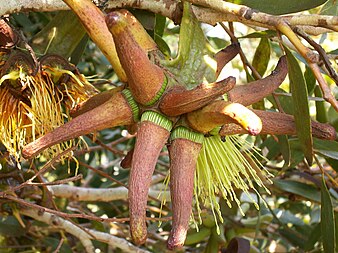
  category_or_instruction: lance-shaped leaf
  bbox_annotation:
[219,110,337,140]
[62,0,126,81]
[159,76,236,117]
[252,37,271,77]
[285,47,313,165]
[106,10,166,106]
[321,177,336,253]
[31,11,86,58]
[22,90,136,159]
[227,56,288,106]
[186,100,262,135]
[129,112,172,245]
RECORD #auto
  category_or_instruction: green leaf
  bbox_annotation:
[314,86,329,123]
[277,135,290,168]
[321,177,336,253]
[285,47,313,165]
[240,30,277,39]
[304,66,316,96]
[304,223,322,251]
[313,138,338,160]
[320,0,338,15]
[0,216,26,236]
[232,0,328,15]
[252,38,270,77]
[185,227,211,245]
[164,2,216,88]
[31,11,86,58]
[273,179,321,202]
[154,14,166,37]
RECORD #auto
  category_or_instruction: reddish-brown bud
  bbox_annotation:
[215,43,240,78]
[106,11,166,106]
[219,110,337,140]
[227,56,288,106]
[187,100,262,135]
[167,138,202,250]
[62,0,127,81]
[159,76,236,117]
[129,119,171,244]
[22,91,134,159]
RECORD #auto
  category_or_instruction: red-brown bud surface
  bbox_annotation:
[129,121,170,244]
[227,56,287,106]
[167,138,202,250]
[106,11,166,106]
[159,76,236,117]
[22,92,134,159]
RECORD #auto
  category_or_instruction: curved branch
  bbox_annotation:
[49,185,170,202]
[1,0,335,36]
[21,208,152,253]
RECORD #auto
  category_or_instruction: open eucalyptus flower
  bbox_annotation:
[0,20,98,161]
[21,3,336,250]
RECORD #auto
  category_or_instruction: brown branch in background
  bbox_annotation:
[294,27,338,85]
[220,22,261,79]
[309,63,338,112]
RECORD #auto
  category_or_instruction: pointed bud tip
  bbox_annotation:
[105,12,121,27]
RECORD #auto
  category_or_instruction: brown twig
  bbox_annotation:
[294,27,338,85]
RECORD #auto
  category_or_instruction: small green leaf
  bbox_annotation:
[252,38,270,77]
[233,0,328,15]
[321,177,336,253]
[154,14,166,37]
[273,179,321,202]
[314,138,338,160]
[314,86,329,123]
[185,227,212,245]
[304,66,316,96]
[304,223,322,251]
[285,47,313,165]
[240,30,277,39]
[277,135,290,168]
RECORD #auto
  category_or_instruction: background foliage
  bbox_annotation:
[0,0,337,252]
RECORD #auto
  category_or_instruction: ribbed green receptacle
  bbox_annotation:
[122,89,140,122]
[170,126,204,144]
[144,74,168,106]
[141,111,172,131]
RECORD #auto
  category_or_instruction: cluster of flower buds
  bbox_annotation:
[20,2,337,250]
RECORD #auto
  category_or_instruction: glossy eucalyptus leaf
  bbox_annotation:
[321,177,336,253]
[314,86,329,123]
[240,30,277,39]
[304,66,316,96]
[304,223,322,251]
[279,228,307,249]
[286,47,313,165]
[232,0,328,15]
[273,179,321,202]
[277,135,290,168]
[314,138,338,160]
[252,38,270,77]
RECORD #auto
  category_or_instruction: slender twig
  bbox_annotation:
[314,155,338,187]
[294,27,338,85]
